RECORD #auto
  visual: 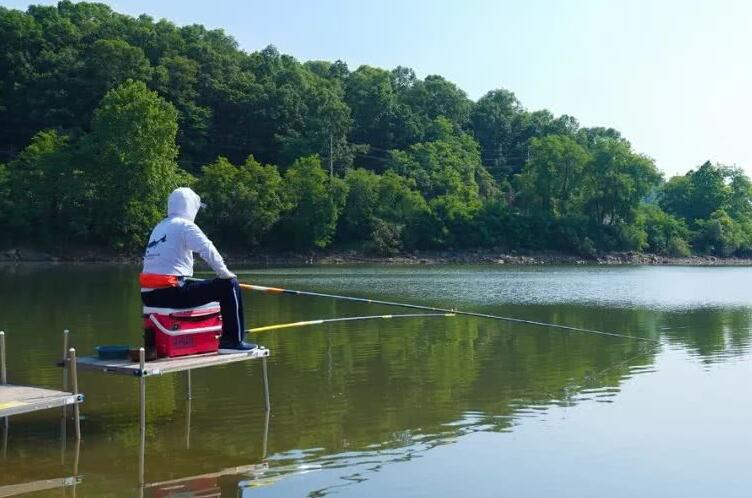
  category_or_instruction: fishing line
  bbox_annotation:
[187,277,657,343]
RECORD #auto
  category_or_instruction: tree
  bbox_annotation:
[1,2,744,258]
[339,168,380,242]
[387,119,491,246]
[638,204,690,256]
[197,155,289,247]
[345,65,422,159]
[339,168,430,252]
[278,155,347,249]
[660,162,738,222]
[83,39,152,95]
[82,80,189,250]
[693,209,750,257]
[1,130,81,244]
[726,167,752,220]
[583,139,661,226]
[152,54,211,170]
[469,89,522,179]
[0,163,10,238]
[517,135,590,217]
[402,74,472,130]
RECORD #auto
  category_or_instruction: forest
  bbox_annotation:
[1,1,751,258]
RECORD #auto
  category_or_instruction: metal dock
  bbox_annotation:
[0,476,81,498]
[0,331,83,438]
[72,342,271,485]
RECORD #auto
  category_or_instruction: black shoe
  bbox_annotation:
[218,341,258,354]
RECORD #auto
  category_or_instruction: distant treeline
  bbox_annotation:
[2,1,751,257]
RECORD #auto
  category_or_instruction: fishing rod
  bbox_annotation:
[246,313,455,334]
[188,277,656,343]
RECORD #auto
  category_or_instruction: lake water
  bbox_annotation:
[1,264,751,497]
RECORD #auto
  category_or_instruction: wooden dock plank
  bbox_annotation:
[75,347,270,377]
[0,385,83,417]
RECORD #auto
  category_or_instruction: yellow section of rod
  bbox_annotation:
[246,313,457,334]
[248,320,325,333]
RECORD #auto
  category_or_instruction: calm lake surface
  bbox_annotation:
[1,264,752,497]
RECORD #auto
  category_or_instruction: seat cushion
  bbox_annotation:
[142,301,220,316]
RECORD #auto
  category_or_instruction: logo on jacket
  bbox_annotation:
[146,234,167,249]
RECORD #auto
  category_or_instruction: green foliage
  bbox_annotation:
[661,162,752,226]
[387,121,490,247]
[83,79,187,250]
[344,65,423,155]
[637,204,691,256]
[517,135,590,217]
[374,171,430,247]
[279,156,348,249]
[0,164,10,238]
[693,209,752,257]
[0,2,750,258]
[2,130,80,244]
[197,155,290,247]
[660,162,728,222]
[583,139,661,226]
[84,39,152,94]
[339,168,380,242]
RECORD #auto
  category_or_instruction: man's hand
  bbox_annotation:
[218,269,237,279]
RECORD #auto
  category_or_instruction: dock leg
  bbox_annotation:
[0,331,6,385]
[72,439,80,498]
[1,416,7,461]
[138,347,146,486]
[262,407,270,459]
[262,356,270,412]
[59,415,67,464]
[73,436,80,477]
[186,370,192,400]
[1,331,7,433]
[62,330,69,420]
[68,348,81,441]
[1,334,6,458]
[185,396,192,450]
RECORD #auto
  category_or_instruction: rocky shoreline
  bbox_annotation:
[3,247,752,266]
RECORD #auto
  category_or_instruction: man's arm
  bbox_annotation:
[183,222,236,279]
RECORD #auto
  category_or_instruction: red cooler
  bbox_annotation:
[143,302,222,358]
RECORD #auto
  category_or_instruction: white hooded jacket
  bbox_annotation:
[142,187,235,283]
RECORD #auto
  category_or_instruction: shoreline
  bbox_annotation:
[2,247,752,266]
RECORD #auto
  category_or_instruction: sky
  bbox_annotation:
[5,0,752,177]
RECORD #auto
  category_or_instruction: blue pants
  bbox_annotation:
[141,278,245,345]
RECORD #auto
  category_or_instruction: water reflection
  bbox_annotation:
[1,264,751,497]
[0,420,81,497]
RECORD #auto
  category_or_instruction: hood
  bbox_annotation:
[167,187,203,222]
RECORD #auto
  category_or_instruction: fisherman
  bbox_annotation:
[139,187,256,352]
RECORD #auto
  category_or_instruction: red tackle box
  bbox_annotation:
[143,302,222,358]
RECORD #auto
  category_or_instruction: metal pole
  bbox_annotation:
[1,331,7,433]
[261,356,270,412]
[68,348,81,441]
[185,396,192,450]
[138,347,146,486]
[186,370,192,400]
[62,330,69,419]
[0,331,6,449]
[72,437,81,498]
[2,417,7,461]
[1,331,6,384]
[73,436,81,477]
[262,407,270,459]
